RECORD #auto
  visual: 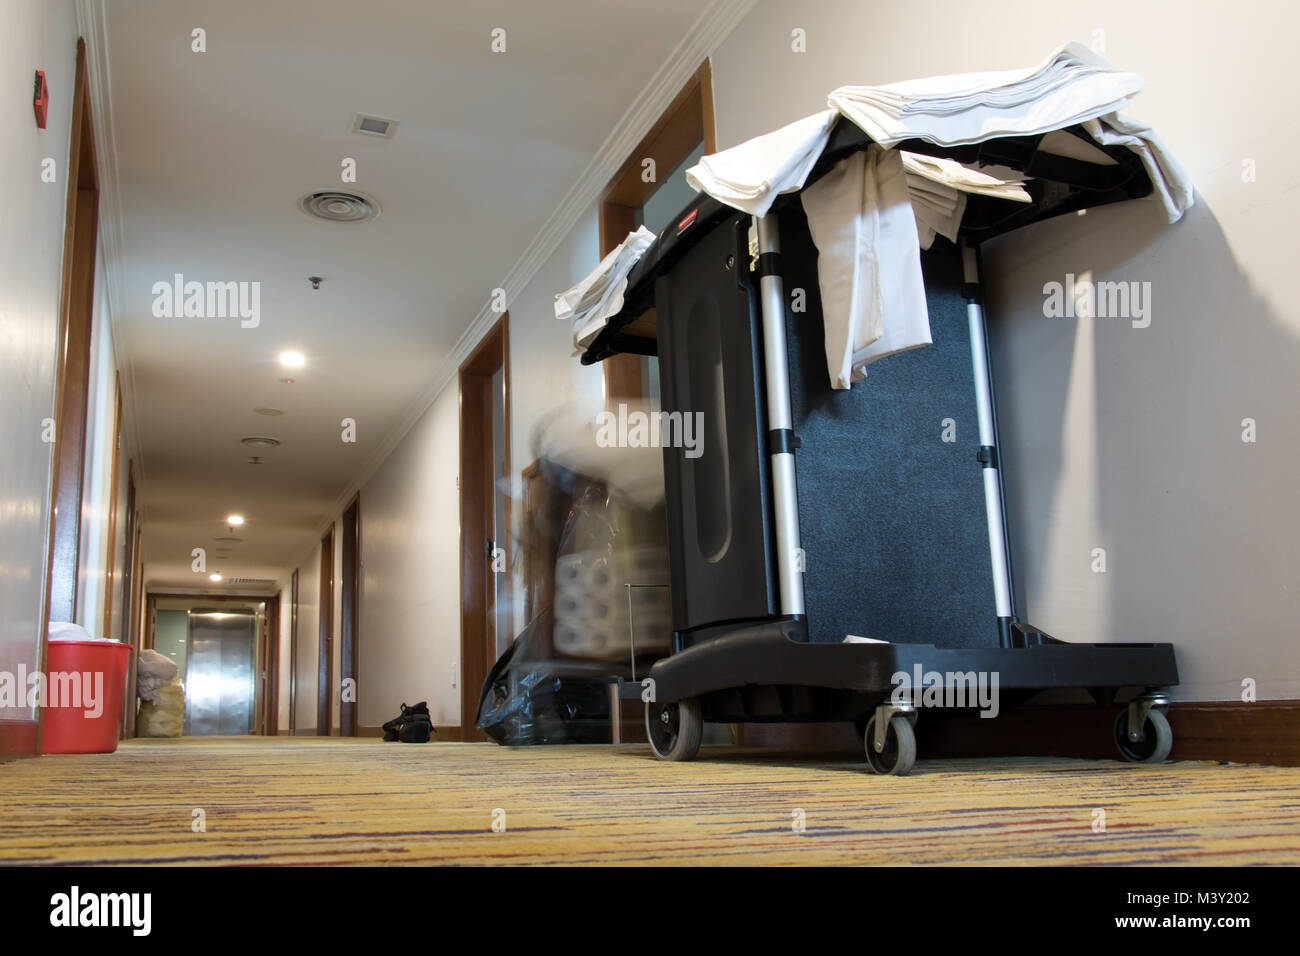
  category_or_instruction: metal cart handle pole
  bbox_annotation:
[755,213,806,617]
[962,242,1018,647]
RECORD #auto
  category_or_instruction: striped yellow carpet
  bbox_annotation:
[1,737,1297,865]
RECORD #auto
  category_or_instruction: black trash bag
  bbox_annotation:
[476,608,612,745]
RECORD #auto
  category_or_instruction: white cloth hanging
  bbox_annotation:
[555,226,656,349]
[1083,112,1194,222]
[683,109,839,217]
[828,42,1143,148]
[581,43,1193,384]
[902,152,1031,249]
[801,146,931,389]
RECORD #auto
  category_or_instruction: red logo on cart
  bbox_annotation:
[676,208,698,234]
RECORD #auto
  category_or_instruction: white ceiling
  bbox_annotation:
[100,0,711,590]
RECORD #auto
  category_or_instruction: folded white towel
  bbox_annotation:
[902,152,1032,203]
[47,621,113,642]
[828,42,1142,148]
[555,226,656,350]
[902,152,1031,249]
[1083,111,1194,222]
[801,147,931,390]
[684,109,840,217]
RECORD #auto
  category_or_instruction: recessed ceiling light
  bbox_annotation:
[226,514,245,526]
[279,351,305,368]
[254,407,283,416]
[240,436,281,447]
[209,573,223,582]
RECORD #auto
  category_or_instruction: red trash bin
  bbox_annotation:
[40,640,131,755]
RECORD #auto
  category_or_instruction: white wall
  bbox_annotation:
[0,0,79,723]
[709,0,1300,700]
[356,385,460,726]
[350,208,610,729]
[277,584,292,731]
[292,539,321,731]
[76,246,123,637]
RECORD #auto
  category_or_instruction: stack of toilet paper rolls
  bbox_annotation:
[553,545,671,660]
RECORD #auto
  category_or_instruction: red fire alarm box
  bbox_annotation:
[33,70,48,129]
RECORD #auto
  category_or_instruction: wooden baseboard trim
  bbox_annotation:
[736,701,1300,767]
[0,719,39,763]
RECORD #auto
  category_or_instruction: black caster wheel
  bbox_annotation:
[864,715,917,776]
[646,698,703,761]
[1113,707,1173,763]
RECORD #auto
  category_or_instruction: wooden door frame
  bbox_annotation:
[46,36,101,625]
[340,494,361,736]
[459,313,511,740]
[100,375,123,641]
[316,525,335,736]
[288,568,299,734]
[118,462,140,738]
[260,593,281,735]
[597,59,715,401]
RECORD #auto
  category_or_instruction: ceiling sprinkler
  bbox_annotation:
[309,276,322,290]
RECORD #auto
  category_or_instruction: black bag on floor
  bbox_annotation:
[476,610,612,745]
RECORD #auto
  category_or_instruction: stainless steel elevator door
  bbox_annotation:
[185,612,256,735]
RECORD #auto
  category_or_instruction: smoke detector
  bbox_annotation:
[241,436,281,447]
[299,190,380,223]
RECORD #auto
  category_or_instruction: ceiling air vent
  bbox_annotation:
[229,578,277,587]
[299,190,380,223]
[351,113,398,138]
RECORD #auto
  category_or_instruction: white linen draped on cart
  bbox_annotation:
[801,146,932,390]
[827,42,1142,147]
[902,152,1031,249]
[683,109,840,218]
[678,42,1192,387]
[555,225,656,350]
[1083,112,1194,223]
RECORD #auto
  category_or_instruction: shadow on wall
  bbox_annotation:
[985,197,1300,701]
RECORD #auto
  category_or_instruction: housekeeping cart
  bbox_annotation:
[580,118,1179,774]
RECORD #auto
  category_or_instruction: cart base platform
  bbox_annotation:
[642,620,1178,773]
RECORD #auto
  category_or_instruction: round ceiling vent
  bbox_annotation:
[240,436,281,447]
[213,536,242,544]
[253,407,284,417]
[298,190,380,223]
